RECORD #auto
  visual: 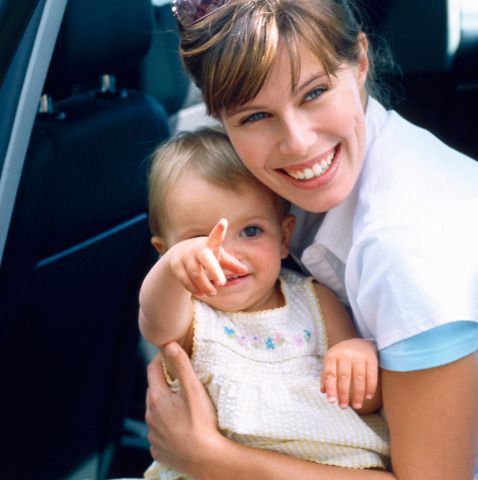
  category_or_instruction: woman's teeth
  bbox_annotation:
[286,148,336,180]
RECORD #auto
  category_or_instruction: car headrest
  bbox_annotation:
[377,0,461,74]
[43,0,153,94]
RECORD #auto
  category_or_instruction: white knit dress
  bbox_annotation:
[144,269,390,479]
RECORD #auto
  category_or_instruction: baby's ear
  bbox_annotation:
[151,236,167,255]
[280,214,296,259]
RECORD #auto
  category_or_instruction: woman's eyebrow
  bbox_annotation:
[295,72,329,94]
[224,104,268,119]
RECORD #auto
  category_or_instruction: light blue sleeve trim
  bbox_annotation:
[379,321,478,372]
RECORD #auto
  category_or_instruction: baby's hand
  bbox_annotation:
[320,338,378,410]
[168,219,247,297]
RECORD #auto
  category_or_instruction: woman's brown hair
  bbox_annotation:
[179,0,398,117]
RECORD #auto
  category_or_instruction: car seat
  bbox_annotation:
[0,0,169,479]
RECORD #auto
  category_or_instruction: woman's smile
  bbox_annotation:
[282,145,338,180]
[277,144,342,191]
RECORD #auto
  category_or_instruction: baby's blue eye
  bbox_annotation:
[305,88,324,101]
[241,226,261,237]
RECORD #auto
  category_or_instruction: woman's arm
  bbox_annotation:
[147,343,478,479]
[146,342,396,480]
[381,353,478,480]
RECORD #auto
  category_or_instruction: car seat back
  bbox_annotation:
[0,1,169,479]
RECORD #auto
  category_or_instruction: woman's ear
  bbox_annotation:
[151,236,167,255]
[280,214,296,259]
[356,33,369,88]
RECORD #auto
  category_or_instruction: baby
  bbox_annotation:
[139,126,390,479]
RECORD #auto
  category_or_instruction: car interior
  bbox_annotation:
[0,0,477,479]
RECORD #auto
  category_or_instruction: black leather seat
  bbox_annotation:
[0,1,169,479]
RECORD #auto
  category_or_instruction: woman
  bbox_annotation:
[145,0,478,478]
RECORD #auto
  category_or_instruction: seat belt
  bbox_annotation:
[0,0,67,268]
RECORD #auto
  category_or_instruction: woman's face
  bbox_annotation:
[221,38,369,213]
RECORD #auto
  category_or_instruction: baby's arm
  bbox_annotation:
[139,219,247,350]
[314,284,381,414]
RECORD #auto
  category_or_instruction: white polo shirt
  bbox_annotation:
[291,97,478,370]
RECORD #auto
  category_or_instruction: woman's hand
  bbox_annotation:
[145,342,220,476]
[145,344,397,480]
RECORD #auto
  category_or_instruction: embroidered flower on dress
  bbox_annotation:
[223,327,311,349]
[274,333,285,345]
[224,326,235,337]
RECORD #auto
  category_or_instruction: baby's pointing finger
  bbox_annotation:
[207,219,228,257]
[219,250,248,275]
[195,249,225,289]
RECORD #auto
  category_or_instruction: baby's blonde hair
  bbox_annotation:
[148,125,290,237]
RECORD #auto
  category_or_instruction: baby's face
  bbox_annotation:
[161,172,294,312]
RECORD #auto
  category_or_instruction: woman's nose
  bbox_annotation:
[278,111,317,156]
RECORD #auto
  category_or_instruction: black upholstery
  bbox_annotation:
[133,2,191,116]
[0,1,169,479]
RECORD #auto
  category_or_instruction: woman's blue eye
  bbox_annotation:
[305,88,324,101]
[242,112,267,124]
[241,226,261,237]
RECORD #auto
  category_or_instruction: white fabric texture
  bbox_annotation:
[144,269,390,479]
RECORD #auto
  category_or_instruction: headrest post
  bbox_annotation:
[39,94,53,114]
[37,93,66,121]
[96,74,127,100]
[101,74,116,93]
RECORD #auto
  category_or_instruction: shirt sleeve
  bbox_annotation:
[379,321,478,371]
[345,224,478,353]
